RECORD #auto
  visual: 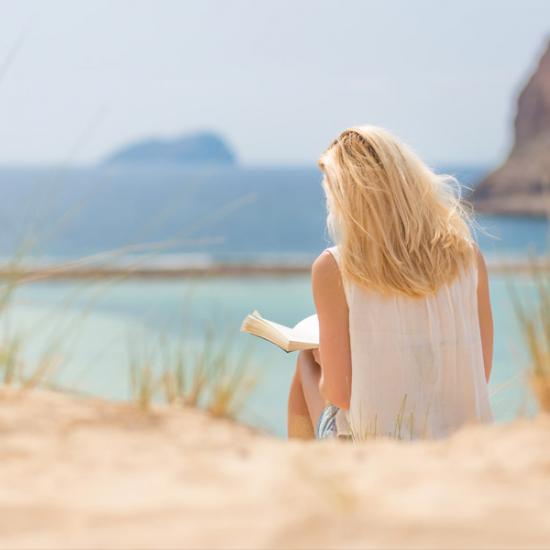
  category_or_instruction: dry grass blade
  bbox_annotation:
[185,331,214,408]
[508,267,550,412]
[21,352,61,390]
[128,348,162,412]
[206,350,259,419]
[0,336,21,385]
[138,323,259,420]
[161,346,186,405]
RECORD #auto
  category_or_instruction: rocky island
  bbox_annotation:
[104,131,237,166]
[472,40,550,216]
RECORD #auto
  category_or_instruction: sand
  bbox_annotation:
[0,388,549,549]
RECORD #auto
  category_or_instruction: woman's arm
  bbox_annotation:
[311,250,352,410]
[476,247,493,382]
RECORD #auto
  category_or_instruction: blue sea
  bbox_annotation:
[1,164,547,436]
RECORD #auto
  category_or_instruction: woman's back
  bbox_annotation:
[328,246,493,440]
[287,126,494,442]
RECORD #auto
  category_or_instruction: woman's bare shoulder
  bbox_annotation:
[312,249,339,278]
[311,250,343,296]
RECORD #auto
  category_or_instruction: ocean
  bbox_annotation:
[1,164,547,436]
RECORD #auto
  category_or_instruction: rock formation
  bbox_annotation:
[104,131,237,166]
[472,40,550,216]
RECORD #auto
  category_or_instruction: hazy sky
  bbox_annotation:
[0,0,549,166]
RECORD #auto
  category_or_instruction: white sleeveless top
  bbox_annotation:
[327,246,493,440]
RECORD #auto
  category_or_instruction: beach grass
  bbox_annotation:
[509,267,550,412]
[0,334,20,385]
[0,256,60,389]
[0,266,259,421]
[127,326,259,419]
[0,238,260,422]
[129,353,160,412]
[0,173,260,417]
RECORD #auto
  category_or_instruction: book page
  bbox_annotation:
[261,318,294,340]
[291,314,319,345]
[241,311,318,352]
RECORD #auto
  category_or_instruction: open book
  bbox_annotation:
[240,310,319,352]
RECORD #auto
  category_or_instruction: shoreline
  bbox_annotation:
[1,258,550,282]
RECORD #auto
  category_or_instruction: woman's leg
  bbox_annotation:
[287,350,326,439]
[298,350,326,428]
[287,362,314,439]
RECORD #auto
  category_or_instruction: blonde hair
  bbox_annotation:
[318,126,475,298]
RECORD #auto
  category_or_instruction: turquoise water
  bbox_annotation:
[6,271,538,437]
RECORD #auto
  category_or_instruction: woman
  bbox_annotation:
[288,126,493,441]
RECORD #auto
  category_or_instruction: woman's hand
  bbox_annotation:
[312,348,321,365]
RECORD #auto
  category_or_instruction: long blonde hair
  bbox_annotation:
[318,126,475,298]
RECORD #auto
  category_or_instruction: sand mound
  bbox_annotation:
[0,388,549,549]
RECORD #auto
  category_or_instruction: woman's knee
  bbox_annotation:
[297,350,320,384]
[296,349,312,373]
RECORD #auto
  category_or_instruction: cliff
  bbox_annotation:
[472,40,550,216]
[104,131,237,166]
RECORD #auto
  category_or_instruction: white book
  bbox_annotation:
[240,310,319,352]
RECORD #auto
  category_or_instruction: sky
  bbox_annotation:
[0,0,549,167]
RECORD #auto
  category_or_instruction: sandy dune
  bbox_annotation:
[0,388,549,549]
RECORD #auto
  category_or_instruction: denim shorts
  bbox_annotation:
[315,404,340,439]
